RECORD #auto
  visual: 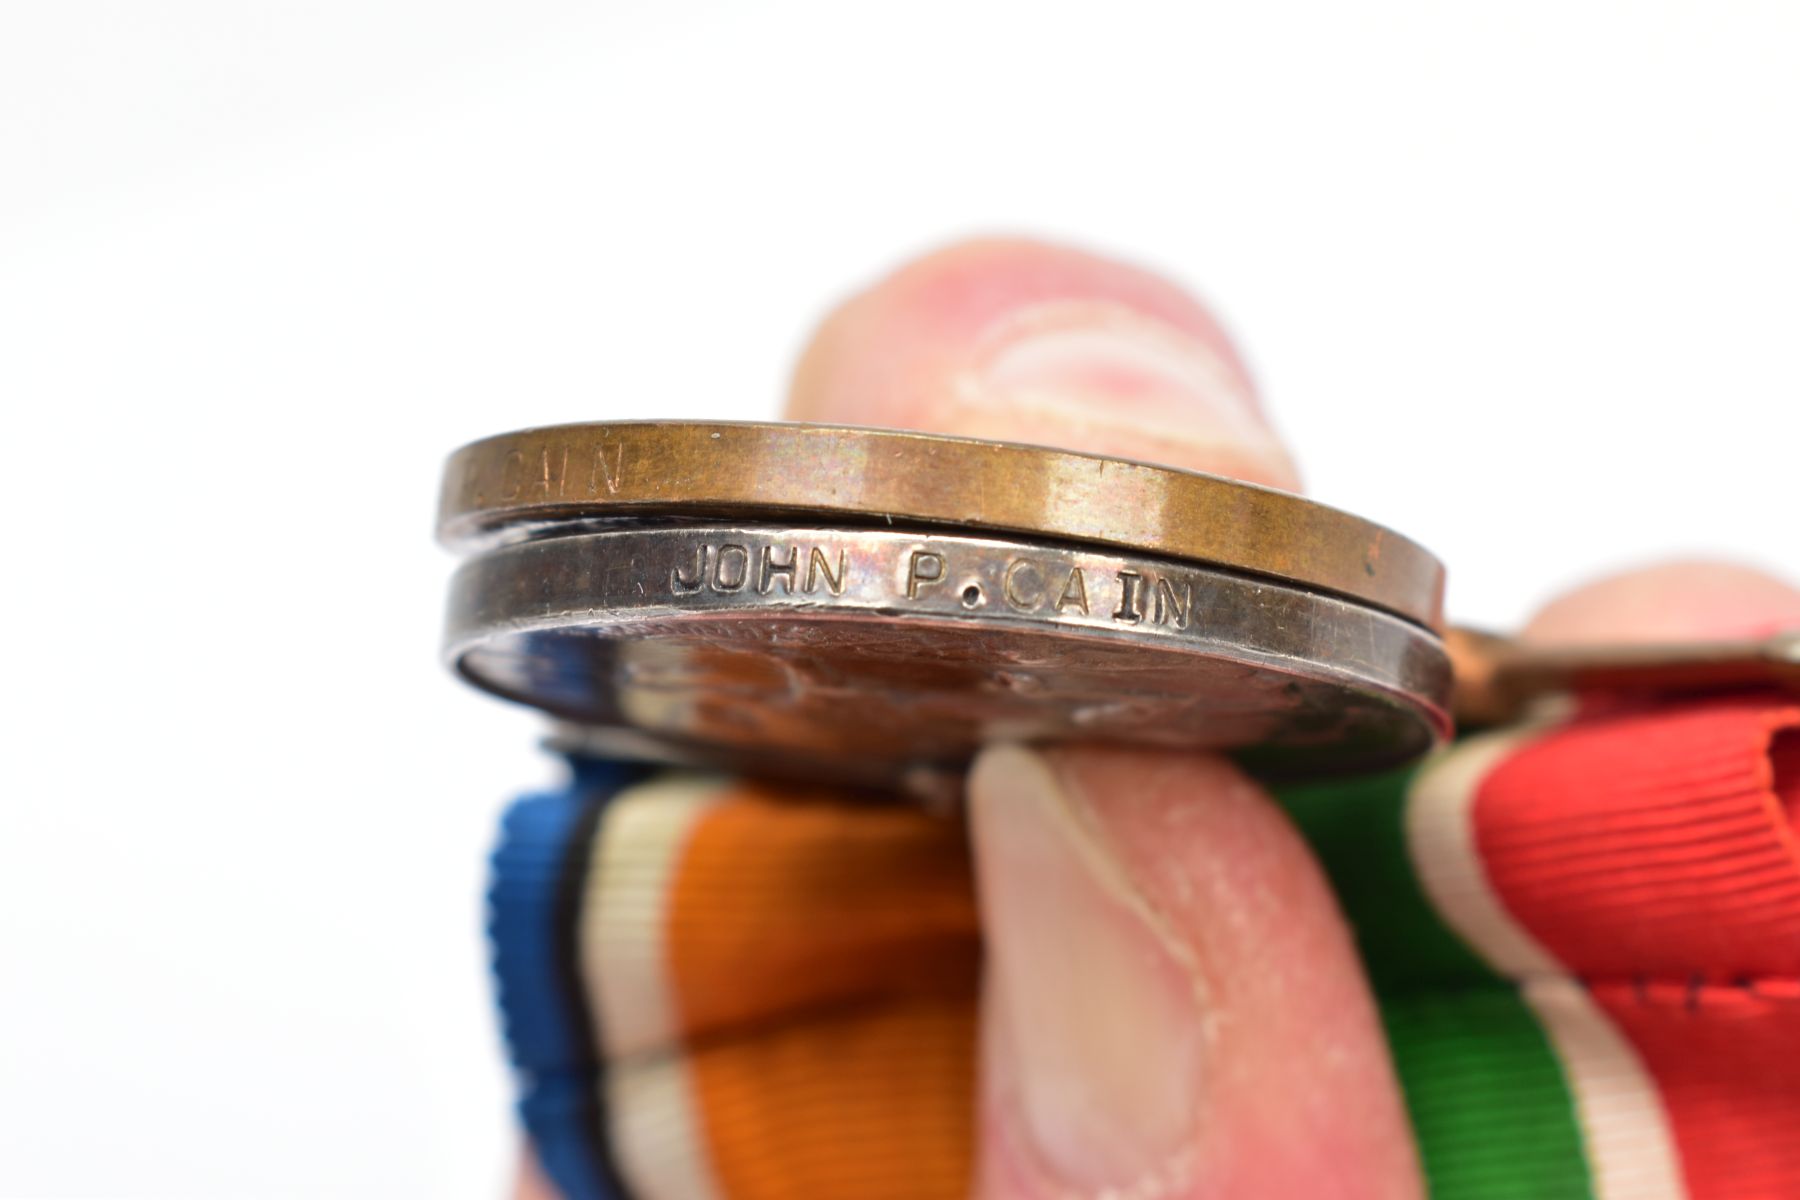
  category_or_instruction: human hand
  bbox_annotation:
[516,238,1800,1199]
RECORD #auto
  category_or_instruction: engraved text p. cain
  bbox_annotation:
[1000,558,1090,615]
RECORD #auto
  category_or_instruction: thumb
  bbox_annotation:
[970,745,1419,1198]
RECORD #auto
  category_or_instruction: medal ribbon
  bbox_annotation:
[490,696,1800,1199]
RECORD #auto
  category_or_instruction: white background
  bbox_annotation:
[3,2,1797,1195]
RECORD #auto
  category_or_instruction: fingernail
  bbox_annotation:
[972,299,1297,488]
[971,744,1206,1193]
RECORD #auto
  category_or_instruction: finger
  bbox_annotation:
[511,1147,555,1200]
[1524,559,1800,645]
[970,746,1418,1198]
[786,237,1300,490]
[787,238,1417,1197]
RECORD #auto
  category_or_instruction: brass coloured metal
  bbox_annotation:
[438,422,1446,630]
[1449,627,1800,727]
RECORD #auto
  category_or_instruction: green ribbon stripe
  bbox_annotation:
[1279,768,1594,1199]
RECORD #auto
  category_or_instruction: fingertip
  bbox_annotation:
[970,743,1419,1198]
[1524,559,1800,645]
[968,742,1211,1194]
[510,1146,557,1200]
[786,237,1300,490]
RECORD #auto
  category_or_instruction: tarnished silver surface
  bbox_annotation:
[446,523,1452,783]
